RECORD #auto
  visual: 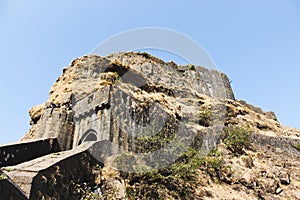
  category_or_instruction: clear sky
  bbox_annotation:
[0,0,299,144]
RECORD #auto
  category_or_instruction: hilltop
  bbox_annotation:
[0,52,299,199]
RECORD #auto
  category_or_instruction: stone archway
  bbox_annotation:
[78,129,98,145]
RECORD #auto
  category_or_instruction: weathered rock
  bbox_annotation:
[241,155,254,169]
[28,104,44,125]
[265,111,278,121]
[294,191,300,199]
[21,53,236,151]
[101,166,126,199]
[0,52,300,199]
[275,187,283,195]
[278,171,291,185]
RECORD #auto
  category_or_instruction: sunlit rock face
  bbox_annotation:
[1,52,299,200]
[22,52,235,150]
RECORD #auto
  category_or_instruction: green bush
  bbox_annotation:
[0,173,8,181]
[125,147,229,199]
[293,143,300,151]
[222,126,252,156]
[198,109,211,127]
[139,52,151,59]
[2,167,15,172]
[113,153,136,172]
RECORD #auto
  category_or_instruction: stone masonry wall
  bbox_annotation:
[0,138,60,167]
[72,85,111,147]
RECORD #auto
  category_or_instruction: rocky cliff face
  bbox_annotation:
[1,52,300,199]
[22,52,235,149]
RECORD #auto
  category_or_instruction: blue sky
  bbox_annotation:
[0,0,299,144]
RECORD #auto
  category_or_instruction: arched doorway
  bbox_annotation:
[78,129,98,145]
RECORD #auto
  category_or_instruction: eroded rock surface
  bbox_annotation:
[0,52,299,199]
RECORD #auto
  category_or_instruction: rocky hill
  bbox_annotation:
[1,52,300,200]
